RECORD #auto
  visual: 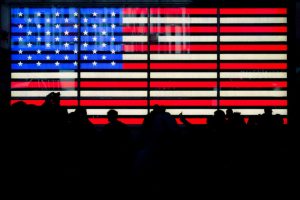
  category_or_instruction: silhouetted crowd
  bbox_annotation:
[1,92,292,196]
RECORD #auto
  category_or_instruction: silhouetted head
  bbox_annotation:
[107,109,118,123]
[74,107,87,117]
[45,92,61,106]
[152,104,166,114]
[226,108,233,118]
[264,108,273,116]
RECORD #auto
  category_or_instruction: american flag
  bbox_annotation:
[11,7,288,125]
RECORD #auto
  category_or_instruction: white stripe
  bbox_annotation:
[11,72,77,79]
[81,90,147,97]
[123,36,147,42]
[151,54,217,60]
[151,17,217,24]
[221,109,287,116]
[159,35,217,42]
[81,72,147,79]
[220,17,287,24]
[87,109,147,116]
[11,90,77,97]
[220,72,287,79]
[220,36,287,42]
[220,54,287,61]
[165,109,216,116]
[151,90,217,97]
[123,54,147,60]
[123,17,147,24]
[151,72,217,79]
[220,90,287,97]
[67,109,76,114]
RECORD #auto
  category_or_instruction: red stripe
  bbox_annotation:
[150,81,217,88]
[150,45,217,51]
[220,8,287,15]
[220,63,287,70]
[11,81,77,89]
[151,63,217,70]
[89,118,144,125]
[123,44,148,52]
[150,26,217,33]
[176,118,207,125]
[123,63,147,69]
[10,99,78,106]
[123,26,148,33]
[220,44,287,51]
[150,8,217,15]
[220,26,287,33]
[283,118,288,125]
[220,100,287,107]
[123,8,148,15]
[80,100,147,107]
[81,81,147,88]
[150,100,217,106]
[220,81,287,88]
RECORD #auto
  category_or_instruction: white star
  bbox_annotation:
[102,55,106,60]
[37,12,41,17]
[83,42,88,48]
[18,24,23,29]
[92,49,97,54]
[111,11,116,17]
[46,18,51,23]
[111,49,116,54]
[111,61,116,66]
[92,36,97,41]
[111,24,116,29]
[36,24,41,29]
[102,18,106,23]
[18,61,23,66]
[46,30,51,35]
[46,55,50,60]
[73,24,78,29]
[55,37,60,42]
[64,55,69,60]
[36,61,41,66]
[83,30,88,35]
[36,49,41,54]
[37,37,41,42]
[27,30,32,35]
[64,42,69,48]
[55,12,60,17]
[55,49,60,54]
[55,24,60,29]
[92,61,97,66]
[73,49,78,54]
[111,37,116,42]
[92,24,97,29]
[55,61,60,66]
[83,18,88,23]
[18,12,23,17]
[27,55,32,60]
[101,30,107,35]
[73,61,78,66]
[83,55,88,60]
[74,12,78,17]
[18,49,23,54]
[28,18,32,23]
[65,18,69,23]
[64,30,69,35]
[27,43,32,47]
[92,12,97,17]
[73,36,78,42]
[45,43,51,48]
[102,43,107,47]
[18,37,23,42]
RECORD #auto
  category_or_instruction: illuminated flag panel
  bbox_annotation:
[11,7,289,125]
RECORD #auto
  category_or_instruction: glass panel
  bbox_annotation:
[219,8,288,124]
[11,7,79,108]
[149,8,218,124]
